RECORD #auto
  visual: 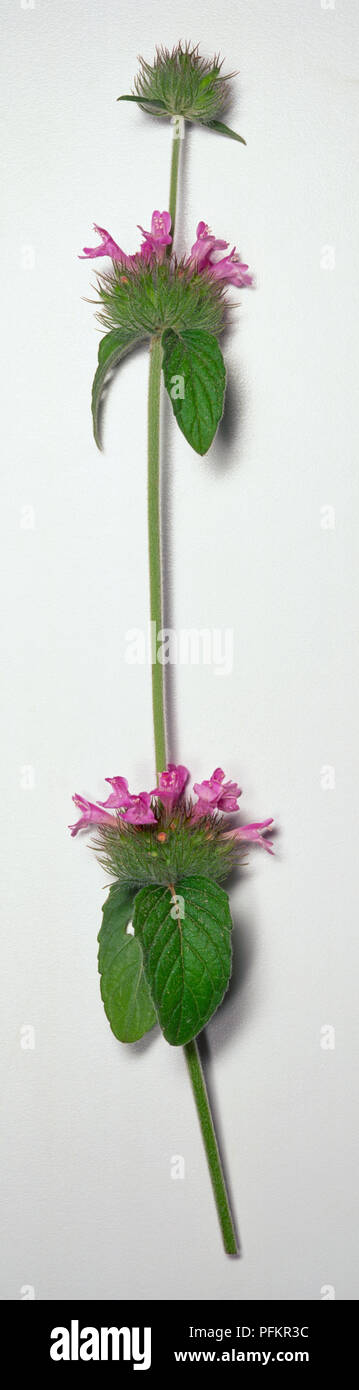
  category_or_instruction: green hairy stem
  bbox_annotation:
[184,1040,238,1255]
[168,120,182,237]
[146,121,238,1255]
[147,333,166,779]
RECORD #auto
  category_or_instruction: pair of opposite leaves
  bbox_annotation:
[92,327,226,455]
[98,877,233,1046]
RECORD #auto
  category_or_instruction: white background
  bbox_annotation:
[1,0,358,1301]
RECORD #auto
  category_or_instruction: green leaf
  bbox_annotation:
[162,329,226,456]
[92,329,144,450]
[133,876,232,1046]
[98,884,156,1043]
[117,95,167,109]
[199,118,246,145]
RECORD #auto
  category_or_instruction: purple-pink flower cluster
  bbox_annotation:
[69,763,273,852]
[189,221,252,288]
[80,211,252,290]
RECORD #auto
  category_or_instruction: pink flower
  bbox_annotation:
[193,768,242,818]
[138,210,172,262]
[152,763,189,810]
[79,213,251,289]
[69,780,156,833]
[190,220,252,288]
[99,776,132,809]
[79,224,129,262]
[223,819,275,854]
[190,221,228,271]
[69,795,115,837]
[121,793,156,826]
[80,211,172,267]
[208,249,253,287]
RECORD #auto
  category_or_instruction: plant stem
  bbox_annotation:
[168,119,182,240]
[184,1039,238,1255]
[147,334,166,779]
[147,121,183,776]
[147,115,238,1256]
